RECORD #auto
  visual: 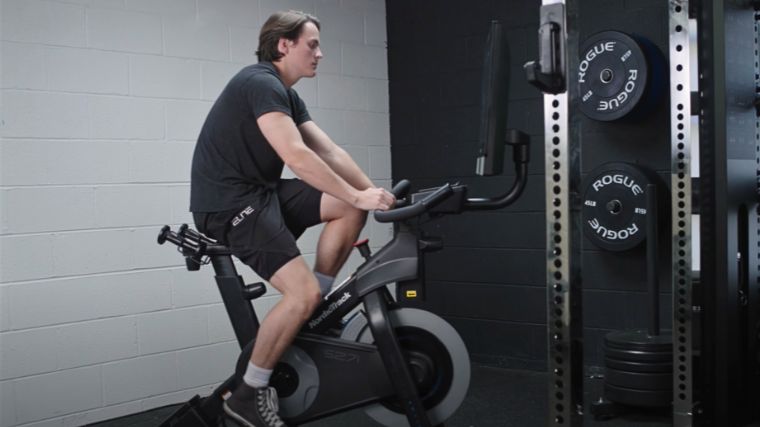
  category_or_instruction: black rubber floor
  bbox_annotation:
[88,364,672,427]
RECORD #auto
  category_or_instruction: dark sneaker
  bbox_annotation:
[223,384,288,427]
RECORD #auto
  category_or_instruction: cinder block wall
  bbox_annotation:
[0,1,390,426]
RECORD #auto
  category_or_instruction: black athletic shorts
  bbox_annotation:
[192,179,323,281]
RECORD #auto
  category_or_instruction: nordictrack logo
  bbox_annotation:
[231,206,255,227]
[308,292,352,329]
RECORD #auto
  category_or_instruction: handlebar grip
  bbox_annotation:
[390,179,411,199]
[374,183,453,223]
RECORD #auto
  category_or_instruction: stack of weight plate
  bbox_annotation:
[603,329,673,407]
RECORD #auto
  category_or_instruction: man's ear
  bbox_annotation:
[277,38,290,56]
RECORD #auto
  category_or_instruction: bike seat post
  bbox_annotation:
[209,251,239,277]
[207,251,261,348]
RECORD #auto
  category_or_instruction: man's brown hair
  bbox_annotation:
[257,10,321,62]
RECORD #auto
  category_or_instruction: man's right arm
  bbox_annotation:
[257,111,394,211]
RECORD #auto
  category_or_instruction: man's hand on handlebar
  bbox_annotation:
[354,187,396,211]
[373,182,453,223]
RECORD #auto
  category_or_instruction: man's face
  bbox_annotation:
[285,22,323,78]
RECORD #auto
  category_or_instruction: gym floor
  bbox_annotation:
[87,364,671,427]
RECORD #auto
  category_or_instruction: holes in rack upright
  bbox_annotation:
[671,8,692,403]
[548,93,567,426]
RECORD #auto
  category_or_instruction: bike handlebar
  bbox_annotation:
[374,182,453,223]
[390,179,411,199]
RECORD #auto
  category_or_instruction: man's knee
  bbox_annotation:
[276,270,321,319]
[320,194,368,227]
[289,277,322,320]
[271,258,322,307]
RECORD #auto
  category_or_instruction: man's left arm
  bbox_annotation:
[298,121,375,191]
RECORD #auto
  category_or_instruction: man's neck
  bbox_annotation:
[271,61,298,88]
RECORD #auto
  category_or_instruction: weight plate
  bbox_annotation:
[578,31,649,121]
[605,357,672,373]
[604,330,673,352]
[605,368,672,391]
[582,162,656,251]
[604,383,672,407]
[604,347,672,364]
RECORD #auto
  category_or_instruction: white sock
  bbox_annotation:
[243,362,272,388]
[315,271,335,296]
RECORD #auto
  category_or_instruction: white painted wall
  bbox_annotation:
[0,1,391,425]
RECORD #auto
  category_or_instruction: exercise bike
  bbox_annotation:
[157,127,528,427]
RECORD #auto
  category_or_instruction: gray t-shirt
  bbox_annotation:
[190,62,311,213]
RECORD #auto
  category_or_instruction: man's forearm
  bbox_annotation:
[321,147,374,190]
[287,147,360,205]
[297,121,375,190]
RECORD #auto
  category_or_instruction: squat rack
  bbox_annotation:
[538,1,760,426]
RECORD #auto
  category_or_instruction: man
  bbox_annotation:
[189,10,395,427]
